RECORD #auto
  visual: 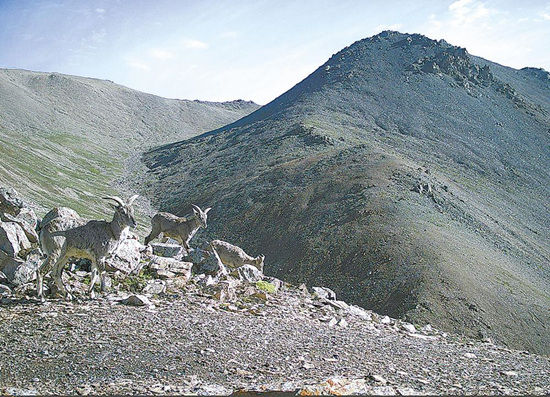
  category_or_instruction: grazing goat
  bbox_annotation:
[144,204,211,249]
[209,240,265,273]
[37,195,138,301]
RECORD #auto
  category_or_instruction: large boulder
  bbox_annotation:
[0,221,32,258]
[40,207,82,230]
[106,238,147,275]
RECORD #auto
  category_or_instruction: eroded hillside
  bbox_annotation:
[0,69,258,219]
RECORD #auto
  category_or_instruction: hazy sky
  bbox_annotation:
[0,0,549,104]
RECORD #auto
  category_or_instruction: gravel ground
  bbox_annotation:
[0,282,549,395]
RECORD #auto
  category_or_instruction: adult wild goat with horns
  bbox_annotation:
[37,195,139,301]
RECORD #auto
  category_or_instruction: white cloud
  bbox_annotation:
[95,8,105,14]
[182,38,208,49]
[541,12,550,20]
[220,31,239,39]
[127,60,150,71]
[149,48,175,60]
[448,0,496,24]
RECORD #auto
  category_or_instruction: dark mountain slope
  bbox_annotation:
[142,31,550,354]
[0,69,258,217]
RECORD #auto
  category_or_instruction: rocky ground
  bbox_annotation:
[1,274,549,396]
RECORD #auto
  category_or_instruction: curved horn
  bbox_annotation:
[191,204,201,212]
[102,196,124,207]
[127,195,139,205]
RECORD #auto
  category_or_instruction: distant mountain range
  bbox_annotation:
[0,68,258,218]
[142,31,550,355]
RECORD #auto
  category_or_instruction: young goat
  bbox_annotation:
[209,239,265,273]
[144,204,211,250]
[37,195,138,301]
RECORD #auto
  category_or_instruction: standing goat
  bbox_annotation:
[144,204,211,249]
[37,195,138,301]
[209,240,265,273]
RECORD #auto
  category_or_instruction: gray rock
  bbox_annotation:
[40,207,81,229]
[264,276,283,292]
[142,279,166,295]
[338,318,348,327]
[348,305,372,320]
[106,238,146,274]
[401,322,417,333]
[233,264,264,283]
[312,286,337,300]
[149,256,193,281]
[327,299,349,311]
[421,324,433,333]
[0,248,42,286]
[150,242,186,259]
[0,187,25,216]
[1,208,39,243]
[0,283,11,295]
[0,221,32,257]
[380,315,392,324]
[369,374,388,385]
[120,294,152,307]
[196,254,222,275]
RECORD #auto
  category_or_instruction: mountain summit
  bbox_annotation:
[143,31,550,355]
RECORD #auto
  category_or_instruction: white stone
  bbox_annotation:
[401,322,416,333]
[120,294,152,307]
[0,221,31,257]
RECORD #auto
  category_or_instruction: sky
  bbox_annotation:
[0,0,549,104]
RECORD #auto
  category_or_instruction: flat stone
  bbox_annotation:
[501,370,518,377]
[312,286,336,300]
[348,305,372,320]
[149,256,193,281]
[369,374,388,385]
[150,243,186,259]
[120,294,152,307]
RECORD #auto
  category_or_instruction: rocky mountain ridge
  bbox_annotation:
[141,31,550,355]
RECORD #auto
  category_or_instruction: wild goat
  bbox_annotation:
[36,195,138,301]
[144,204,211,249]
[209,240,265,273]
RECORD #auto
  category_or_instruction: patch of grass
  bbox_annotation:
[115,268,156,293]
[255,280,276,293]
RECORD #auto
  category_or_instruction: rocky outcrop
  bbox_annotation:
[0,187,41,286]
[106,238,148,275]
